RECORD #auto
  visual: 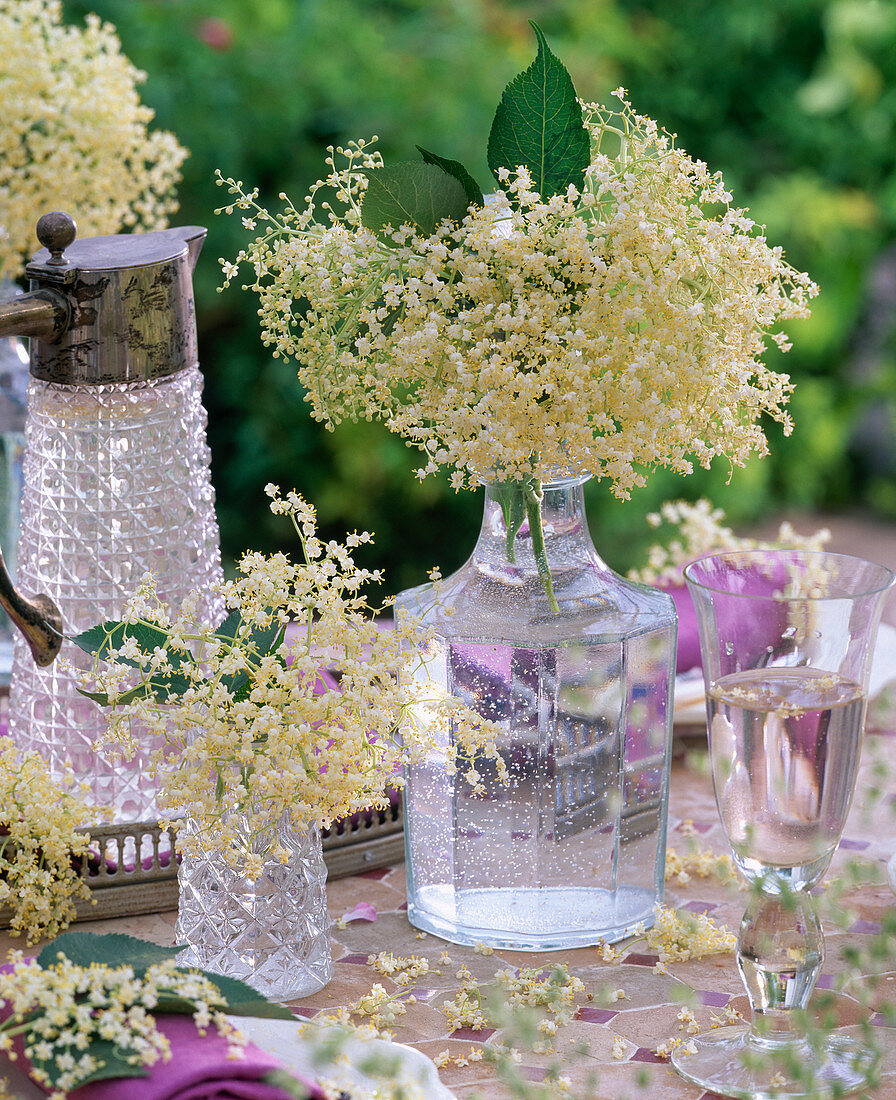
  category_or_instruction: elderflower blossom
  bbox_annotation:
[655,1034,698,1059]
[219,92,815,499]
[439,964,586,1046]
[349,984,414,1028]
[0,741,98,943]
[0,0,186,281]
[367,952,432,985]
[0,954,239,1099]
[645,904,737,962]
[80,488,499,867]
[666,845,738,886]
[495,965,585,1028]
[628,499,832,587]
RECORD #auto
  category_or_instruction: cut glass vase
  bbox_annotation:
[176,812,333,1003]
[395,477,677,950]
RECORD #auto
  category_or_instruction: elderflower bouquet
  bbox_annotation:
[218,22,816,601]
[0,0,186,282]
[75,487,498,866]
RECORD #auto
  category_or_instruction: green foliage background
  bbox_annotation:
[61,0,896,584]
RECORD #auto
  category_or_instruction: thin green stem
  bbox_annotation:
[523,480,559,613]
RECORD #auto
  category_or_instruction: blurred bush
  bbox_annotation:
[56,0,896,582]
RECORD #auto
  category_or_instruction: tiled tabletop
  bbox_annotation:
[3,721,895,1099]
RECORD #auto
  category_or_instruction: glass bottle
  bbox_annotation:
[395,477,677,950]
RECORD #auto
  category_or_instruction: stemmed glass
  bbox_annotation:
[672,550,894,1099]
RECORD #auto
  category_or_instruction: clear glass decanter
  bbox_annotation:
[2,214,223,822]
[396,477,677,950]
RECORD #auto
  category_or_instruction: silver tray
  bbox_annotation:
[0,797,405,926]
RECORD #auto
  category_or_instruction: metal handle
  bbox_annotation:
[0,548,63,666]
[0,288,70,341]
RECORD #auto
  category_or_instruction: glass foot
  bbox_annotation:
[670,1025,877,1100]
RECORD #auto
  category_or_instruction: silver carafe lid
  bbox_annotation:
[24,211,206,386]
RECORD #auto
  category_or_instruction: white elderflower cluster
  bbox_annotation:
[433,1045,484,1069]
[628,498,832,587]
[645,904,737,962]
[366,952,432,985]
[0,953,240,1099]
[0,740,98,943]
[439,963,585,1046]
[495,965,585,1029]
[219,92,815,498]
[81,488,500,868]
[0,0,186,281]
[350,983,415,1028]
[666,844,738,886]
[440,981,489,1032]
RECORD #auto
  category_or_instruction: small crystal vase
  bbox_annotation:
[396,476,677,950]
[175,811,333,1002]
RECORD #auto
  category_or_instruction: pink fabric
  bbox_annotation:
[662,583,701,673]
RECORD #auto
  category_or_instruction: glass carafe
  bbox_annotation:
[396,477,677,950]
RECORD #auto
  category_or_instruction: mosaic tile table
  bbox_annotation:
[1,722,894,1100]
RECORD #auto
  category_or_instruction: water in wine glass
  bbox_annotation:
[707,667,864,888]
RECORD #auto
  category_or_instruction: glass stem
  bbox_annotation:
[736,890,823,1049]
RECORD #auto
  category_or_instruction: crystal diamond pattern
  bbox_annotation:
[9,368,223,820]
[175,816,333,1002]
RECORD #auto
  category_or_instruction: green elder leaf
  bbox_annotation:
[191,972,295,1020]
[72,620,181,668]
[487,21,590,200]
[37,931,183,973]
[361,162,471,240]
[415,146,484,208]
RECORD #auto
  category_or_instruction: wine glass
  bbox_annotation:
[671,549,894,1099]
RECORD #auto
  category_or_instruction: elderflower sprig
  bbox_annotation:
[0,0,186,282]
[628,498,832,588]
[219,35,815,505]
[76,487,501,868]
[0,741,98,943]
[0,947,243,1100]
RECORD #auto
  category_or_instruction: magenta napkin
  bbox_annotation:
[0,959,325,1100]
[66,1014,324,1100]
